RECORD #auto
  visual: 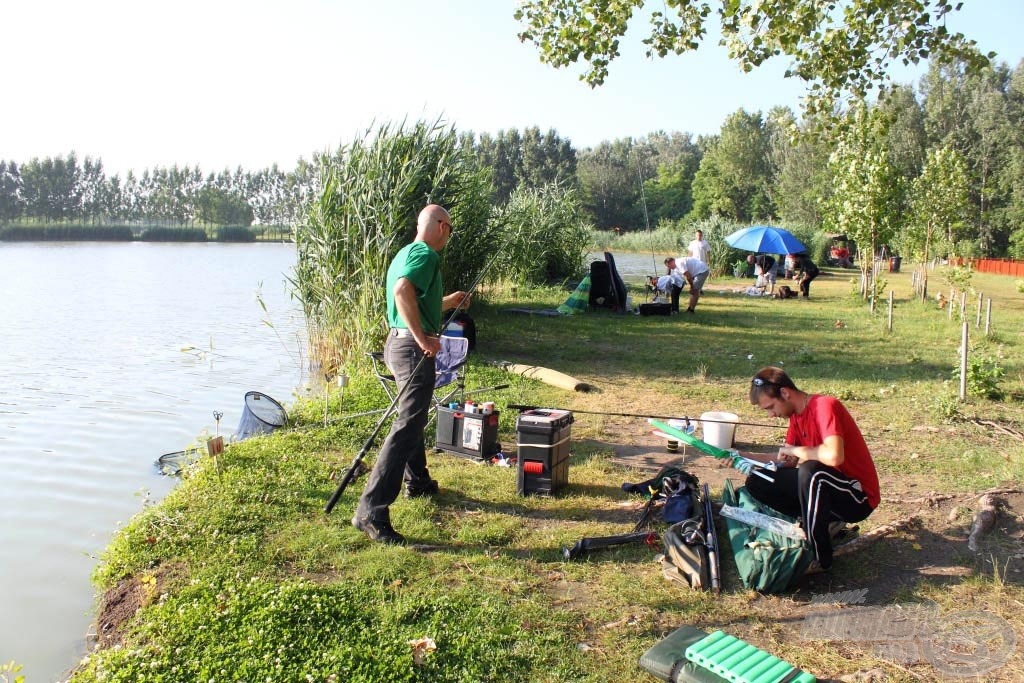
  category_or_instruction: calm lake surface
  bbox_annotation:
[0,242,306,682]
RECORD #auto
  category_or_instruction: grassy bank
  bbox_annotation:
[71,266,1024,682]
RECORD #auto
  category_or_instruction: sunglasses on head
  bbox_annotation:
[751,377,778,388]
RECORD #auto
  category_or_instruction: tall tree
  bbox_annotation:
[577,138,641,229]
[826,103,903,295]
[767,108,832,229]
[690,109,773,222]
[0,161,24,223]
[906,145,971,296]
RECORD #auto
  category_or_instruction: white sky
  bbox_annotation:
[4,1,1022,177]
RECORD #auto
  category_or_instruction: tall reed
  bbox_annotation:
[491,181,592,285]
[291,119,492,374]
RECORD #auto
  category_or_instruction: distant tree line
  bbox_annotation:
[4,59,1024,257]
[0,154,316,239]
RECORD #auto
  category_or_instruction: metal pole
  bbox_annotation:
[959,322,969,402]
[948,288,955,320]
[976,292,983,326]
[960,291,967,319]
[985,298,992,336]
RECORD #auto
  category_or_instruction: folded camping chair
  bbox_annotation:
[367,335,471,413]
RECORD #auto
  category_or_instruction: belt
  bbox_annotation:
[390,328,438,338]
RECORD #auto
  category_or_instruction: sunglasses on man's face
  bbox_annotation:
[438,220,453,233]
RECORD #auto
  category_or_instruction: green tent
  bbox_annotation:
[557,275,590,315]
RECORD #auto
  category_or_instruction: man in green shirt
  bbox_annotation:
[352,204,469,544]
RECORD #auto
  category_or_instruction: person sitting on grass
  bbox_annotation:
[740,367,880,571]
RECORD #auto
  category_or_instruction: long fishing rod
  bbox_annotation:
[324,226,513,514]
[634,153,660,281]
[507,403,782,430]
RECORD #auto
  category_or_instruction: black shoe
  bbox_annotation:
[404,479,440,498]
[685,308,695,314]
[351,515,405,545]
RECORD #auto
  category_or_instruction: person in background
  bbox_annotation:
[792,253,820,297]
[746,253,778,295]
[665,256,709,314]
[687,229,710,265]
[783,253,797,279]
[352,204,469,545]
[742,367,880,570]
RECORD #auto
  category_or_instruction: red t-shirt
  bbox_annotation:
[786,395,880,508]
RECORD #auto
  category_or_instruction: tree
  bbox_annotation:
[689,109,773,222]
[515,0,990,119]
[906,145,970,296]
[826,104,903,297]
[0,161,24,223]
[577,138,641,229]
[767,107,832,228]
[921,60,1014,255]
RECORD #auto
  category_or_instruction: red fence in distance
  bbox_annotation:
[969,258,1024,277]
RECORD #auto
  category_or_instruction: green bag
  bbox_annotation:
[721,479,812,593]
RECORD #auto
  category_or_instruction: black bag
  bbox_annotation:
[588,260,614,309]
[443,310,476,351]
[639,303,672,316]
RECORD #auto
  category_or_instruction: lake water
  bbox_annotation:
[0,243,306,682]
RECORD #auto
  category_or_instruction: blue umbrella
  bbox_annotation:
[725,225,807,255]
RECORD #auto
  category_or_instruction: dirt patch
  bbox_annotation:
[92,562,184,649]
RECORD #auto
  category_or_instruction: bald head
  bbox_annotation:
[416,204,452,250]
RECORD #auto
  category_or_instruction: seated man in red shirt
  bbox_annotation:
[741,366,880,570]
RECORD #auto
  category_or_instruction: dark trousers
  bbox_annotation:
[745,461,874,568]
[668,284,684,313]
[798,273,817,297]
[356,333,435,523]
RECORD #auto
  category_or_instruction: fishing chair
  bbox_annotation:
[367,335,471,414]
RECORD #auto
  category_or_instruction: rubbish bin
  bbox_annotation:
[889,256,902,273]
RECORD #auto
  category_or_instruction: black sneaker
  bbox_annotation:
[404,479,440,498]
[351,515,405,545]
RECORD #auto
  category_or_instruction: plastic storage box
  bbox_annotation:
[436,405,501,462]
[516,409,572,495]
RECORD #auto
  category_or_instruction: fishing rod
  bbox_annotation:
[324,225,513,514]
[506,404,782,430]
[634,153,660,286]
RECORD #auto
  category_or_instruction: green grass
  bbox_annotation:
[72,264,1024,682]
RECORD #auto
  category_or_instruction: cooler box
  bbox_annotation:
[516,409,573,495]
[435,405,501,463]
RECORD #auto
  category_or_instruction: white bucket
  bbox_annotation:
[700,411,739,450]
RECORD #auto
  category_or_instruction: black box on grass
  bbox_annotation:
[435,406,501,463]
[639,302,673,316]
[516,409,573,496]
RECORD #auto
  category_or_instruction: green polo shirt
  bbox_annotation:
[386,241,442,334]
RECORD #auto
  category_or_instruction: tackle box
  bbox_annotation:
[516,408,572,495]
[435,405,501,463]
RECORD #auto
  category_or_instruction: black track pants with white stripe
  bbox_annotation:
[745,461,875,569]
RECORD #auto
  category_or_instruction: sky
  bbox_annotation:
[4,0,1023,177]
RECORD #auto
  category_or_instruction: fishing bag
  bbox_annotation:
[721,479,812,593]
[659,477,711,591]
[639,302,672,316]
